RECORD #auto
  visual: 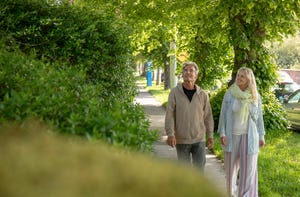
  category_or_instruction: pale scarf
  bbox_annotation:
[230,83,254,123]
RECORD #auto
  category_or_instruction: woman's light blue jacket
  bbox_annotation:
[217,90,265,155]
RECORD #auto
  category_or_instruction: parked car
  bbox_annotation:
[273,71,299,102]
[274,81,300,102]
[283,89,300,130]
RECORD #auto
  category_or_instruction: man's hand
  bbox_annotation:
[207,138,214,150]
[167,136,176,147]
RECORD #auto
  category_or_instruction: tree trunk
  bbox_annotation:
[156,67,161,86]
[164,61,170,90]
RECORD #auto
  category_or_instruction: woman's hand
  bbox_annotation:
[259,139,265,147]
[220,136,227,146]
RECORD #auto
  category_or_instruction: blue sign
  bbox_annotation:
[146,61,152,86]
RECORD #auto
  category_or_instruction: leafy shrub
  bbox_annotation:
[210,87,227,131]
[0,0,158,152]
[260,92,289,131]
[0,49,157,152]
[0,0,136,104]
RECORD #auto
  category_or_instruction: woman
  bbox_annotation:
[218,67,265,197]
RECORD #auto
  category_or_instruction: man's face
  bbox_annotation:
[182,65,197,83]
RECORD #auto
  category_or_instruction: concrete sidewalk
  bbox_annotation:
[134,82,226,192]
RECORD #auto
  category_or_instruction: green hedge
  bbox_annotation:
[0,50,158,152]
[0,0,158,152]
[0,0,136,102]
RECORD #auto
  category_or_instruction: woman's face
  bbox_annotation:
[182,65,197,83]
[236,70,249,89]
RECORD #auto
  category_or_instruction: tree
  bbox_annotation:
[120,0,300,92]
[209,0,300,90]
[120,0,179,89]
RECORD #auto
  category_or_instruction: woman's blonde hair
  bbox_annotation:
[236,67,258,103]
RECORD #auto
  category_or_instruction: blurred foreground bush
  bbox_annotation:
[0,122,224,197]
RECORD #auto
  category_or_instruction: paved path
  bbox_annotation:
[134,82,226,192]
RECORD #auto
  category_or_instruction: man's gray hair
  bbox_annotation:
[182,62,199,75]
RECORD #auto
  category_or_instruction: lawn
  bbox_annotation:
[140,79,300,197]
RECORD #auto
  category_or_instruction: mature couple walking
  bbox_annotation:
[164,62,265,197]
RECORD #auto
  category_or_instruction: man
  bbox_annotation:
[165,61,214,170]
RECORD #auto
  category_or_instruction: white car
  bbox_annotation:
[274,71,299,102]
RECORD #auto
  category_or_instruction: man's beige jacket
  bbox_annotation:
[165,83,214,144]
